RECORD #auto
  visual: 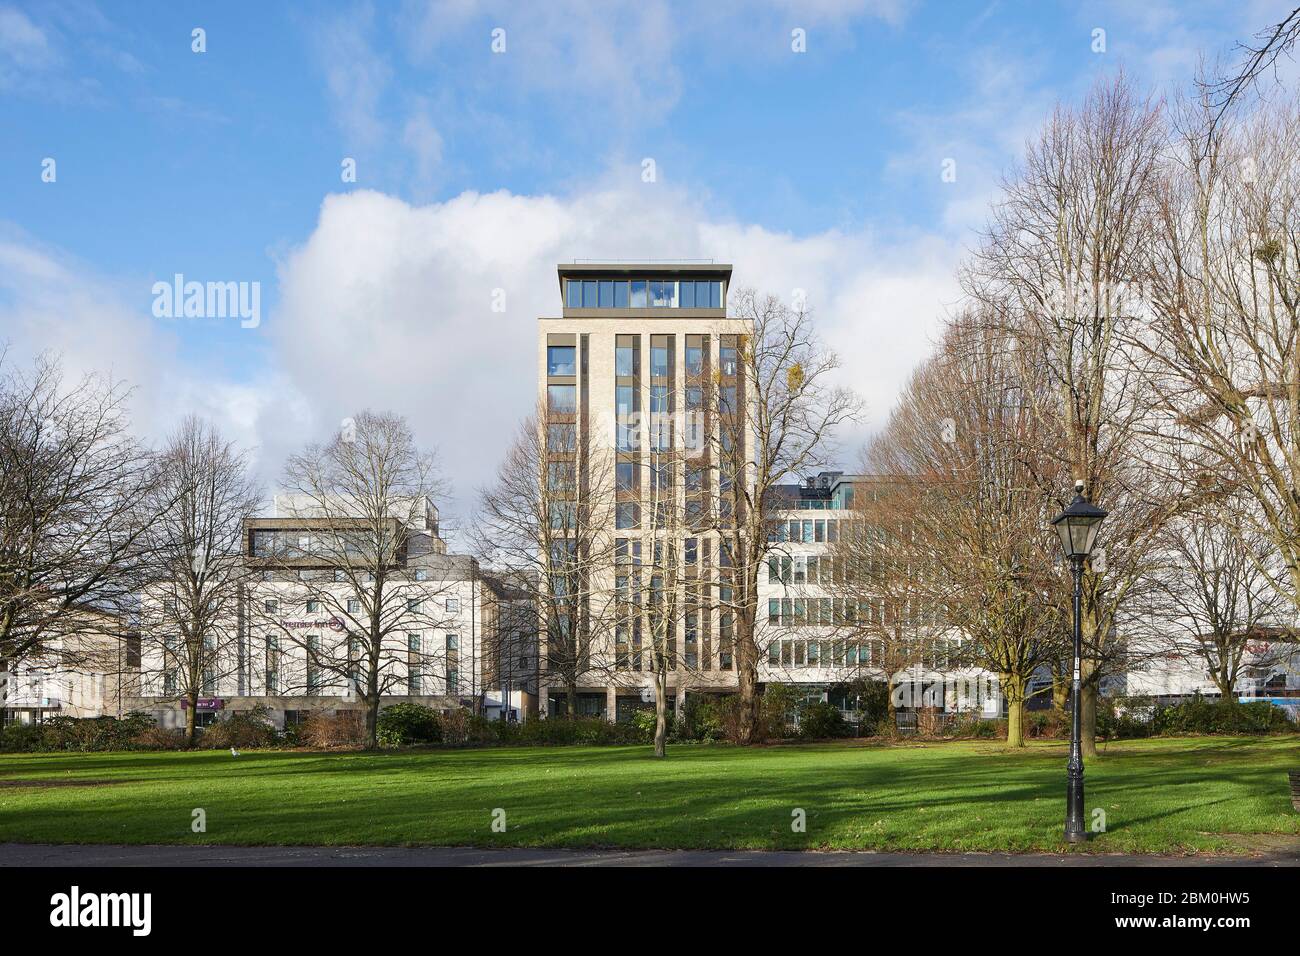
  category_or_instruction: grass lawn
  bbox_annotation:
[1,736,1297,854]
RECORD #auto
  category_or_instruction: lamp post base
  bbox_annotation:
[1066,830,1089,844]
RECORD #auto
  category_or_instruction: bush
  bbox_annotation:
[670,695,725,742]
[0,722,47,752]
[797,701,852,739]
[631,709,658,742]
[376,702,442,747]
[201,705,277,749]
[0,712,158,752]
[131,725,186,750]
[1153,696,1294,736]
[1027,709,1067,739]
[760,684,798,740]
[298,710,366,748]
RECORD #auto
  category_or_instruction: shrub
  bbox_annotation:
[760,683,798,740]
[677,695,726,742]
[631,709,658,742]
[1153,696,1294,736]
[0,712,158,752]
[131,725,186,750]
[0,722,46,752]
[298,710,366,748]
[202,705,277,749]
[797,701,852,739]
[1027,709,1067,739]
[376,702,442,747]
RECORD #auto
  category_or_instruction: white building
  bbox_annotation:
[129,495,538,731]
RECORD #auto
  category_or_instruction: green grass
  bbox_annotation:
[1,736,1297,854]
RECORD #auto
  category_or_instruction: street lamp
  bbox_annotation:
[1049,479,1107,844]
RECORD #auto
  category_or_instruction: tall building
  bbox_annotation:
[538,262,750,718]
[537,264,1013,726]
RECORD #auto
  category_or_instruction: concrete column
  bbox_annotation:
[605,685,617,723]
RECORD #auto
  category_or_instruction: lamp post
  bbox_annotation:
[1049,480,1108,844]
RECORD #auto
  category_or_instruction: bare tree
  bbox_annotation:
[1136,91,1300,615]
[1148,499,1295,698]
[1202,7,1300,144]
[251,410,453,748]
[838,311,1068,745]
[137,416,260,745]
[0,351,164,699]
[708,289,862,744]
[472,403,619,719]
[963,73,1177,757]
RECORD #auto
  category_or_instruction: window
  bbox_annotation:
[408,598,422,612]
[685,340,704,375]
[650,344,669,377]
[306,599,320,613]
[547,345,576,376]
[446,634,459,651]
[598,280,614,308]
[616,502,639,529]
[613,281,630,307]
[414,569,427,582]
[648,280,677,307]
[446,598,460,613]
[630,280,647,308]
[769,598,780,623]
[720,343,738,376]
[548,461,576,491]
[617,461,637,492]
[264,599,278,613]
[347,599,360,614]
[547,384,576,414]
[618,343,639,374]
[548,423,576,452]
[649,385,668,414]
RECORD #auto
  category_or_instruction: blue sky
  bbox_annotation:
[0,0,1289,534]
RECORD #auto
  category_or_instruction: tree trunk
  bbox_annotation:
[565,680,577,720]
[364,698,379,749]
[185,687,200,747]
[735,634,759,744]
[653,667,668,758]
[1001,673,1027,748]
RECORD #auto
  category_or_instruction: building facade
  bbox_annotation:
[129,495,538,730]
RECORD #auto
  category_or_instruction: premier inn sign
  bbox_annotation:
[281,617,346,631]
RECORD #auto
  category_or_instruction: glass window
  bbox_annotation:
[720,344,737,376]
[613,281,630,308]
[650,344,669,377]
[598,280,614,308]
[615,342,635,377]
[615,503,639,529]
[547,384,576,414]
[649,280,677,307]
[630,280,647,308]
[709,281,722,308]
[547,423,576,452]
[616,462,636,492]
[447,598,459,613]
[769,600,780,625]
[547,461,575,490]
[679,281,696,308]
[547,345,575,376]
[566,280,581,308]
[446,634,458,650]
[649,385,668,414]
[581,280,598,307]
[685,342,704,375]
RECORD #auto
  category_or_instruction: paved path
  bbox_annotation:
[2,843,1296,867]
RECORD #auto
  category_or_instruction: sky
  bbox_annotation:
[0,0,1291,544]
